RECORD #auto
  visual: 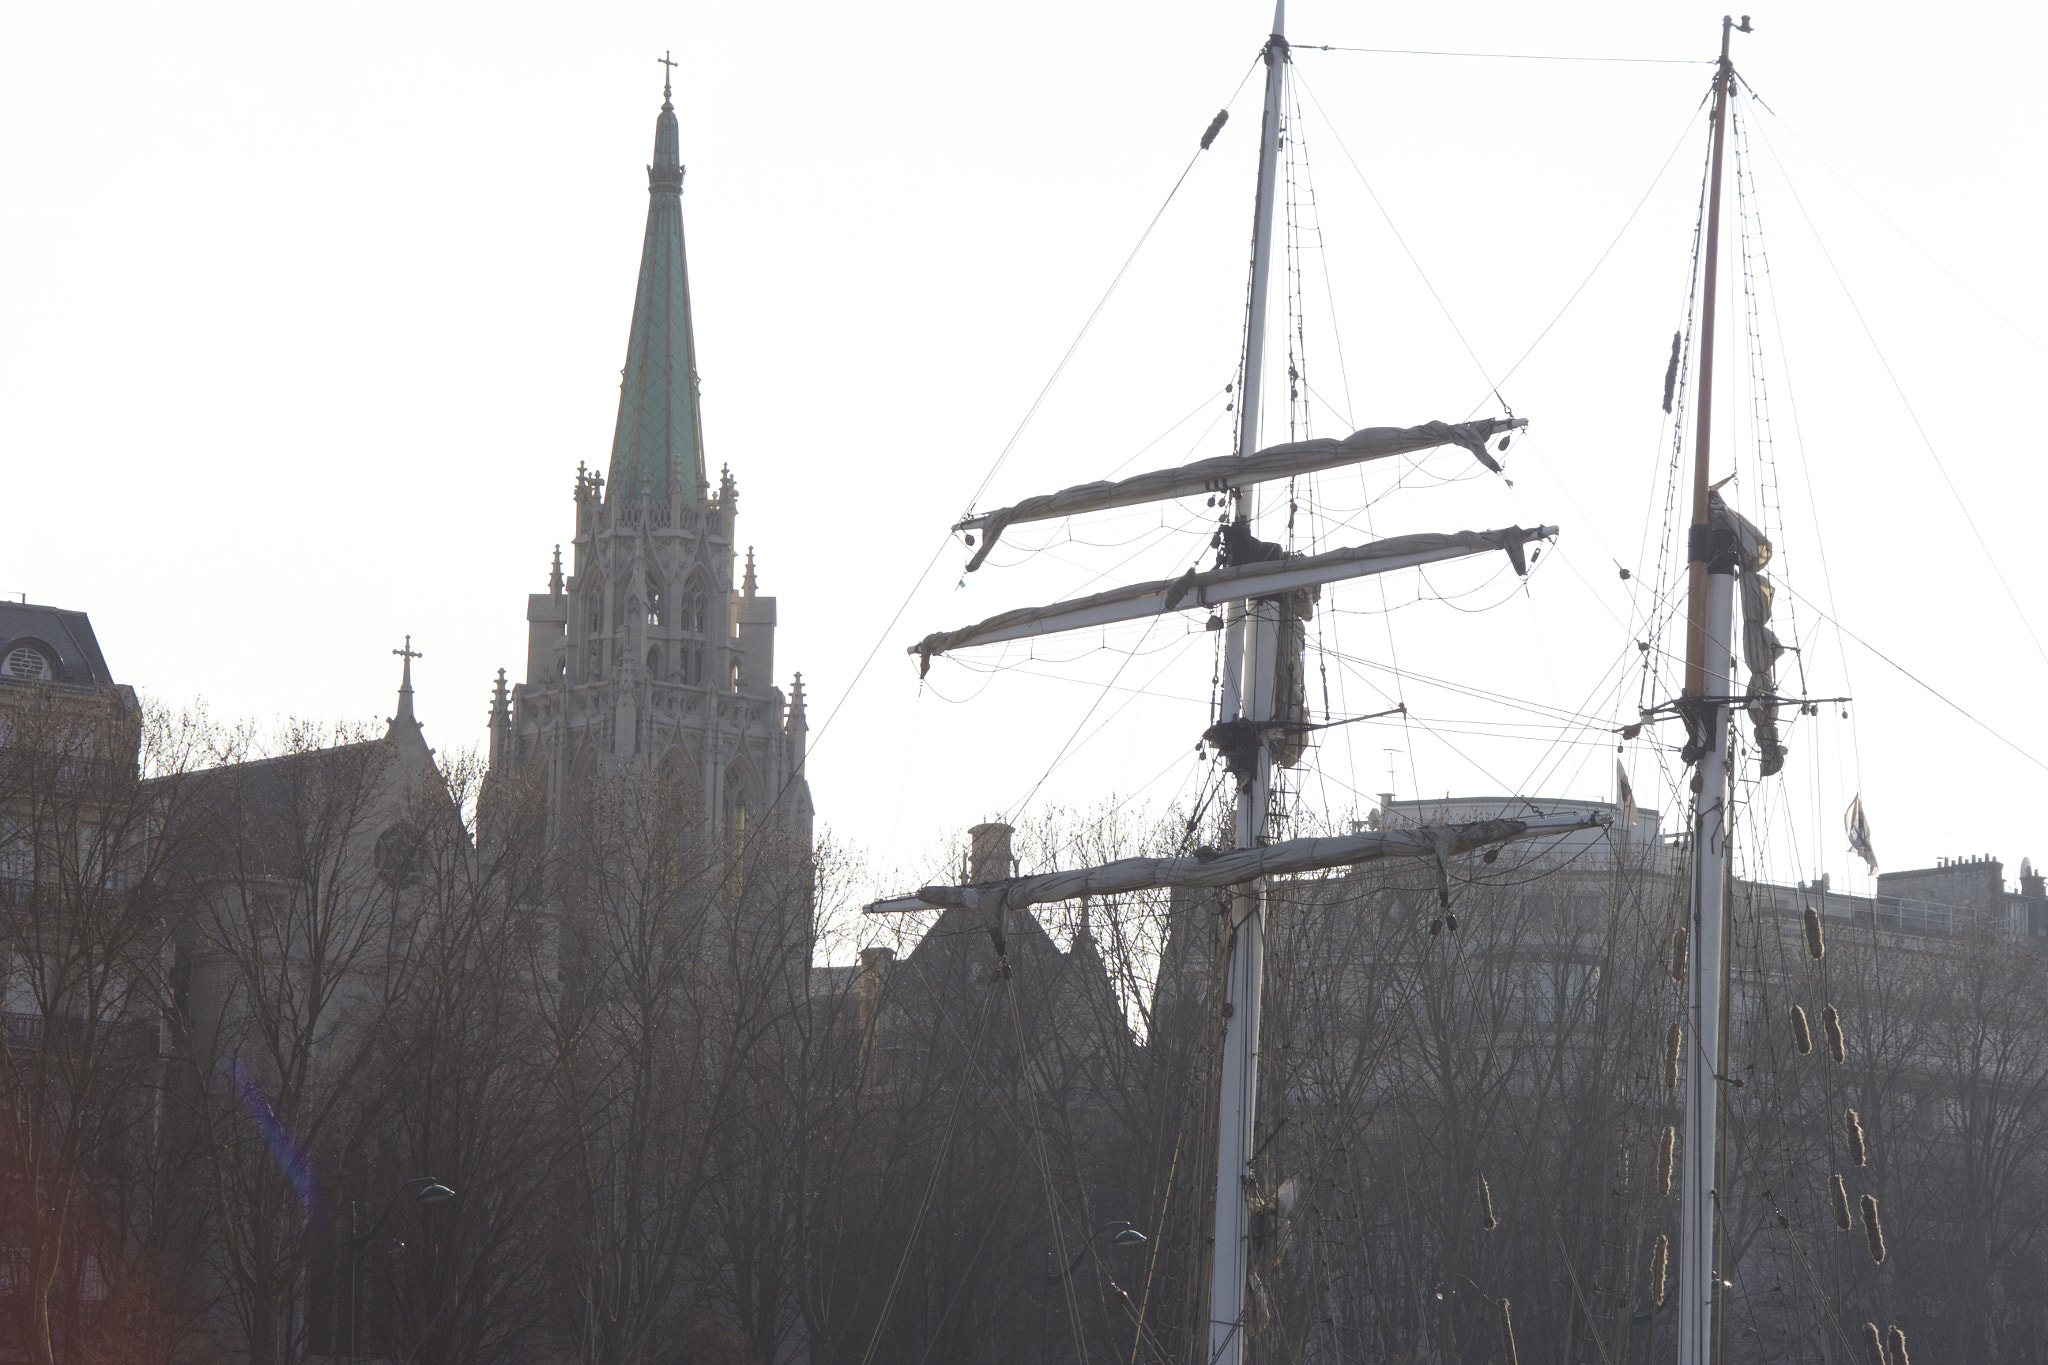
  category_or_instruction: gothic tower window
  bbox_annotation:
[646,646,663,680]
[723,763,749,840]
[688,592,709,634]
[647,581,667,627]
[584,587,603,637]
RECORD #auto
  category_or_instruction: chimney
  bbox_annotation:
[2023,858,2045,899]
[969,822,1015,883]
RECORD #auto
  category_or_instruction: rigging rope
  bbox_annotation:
[856,983,1003,1365]
[965,55,1263,515]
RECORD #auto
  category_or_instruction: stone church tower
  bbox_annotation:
[488,77,811,849]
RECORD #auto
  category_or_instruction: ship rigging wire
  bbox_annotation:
[1741,98,2048,676]
[1297,43,1714,65]
[963,54,1265,515]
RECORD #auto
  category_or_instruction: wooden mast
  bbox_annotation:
[1683,16,1738,699]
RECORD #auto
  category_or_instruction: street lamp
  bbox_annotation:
[1042,1221,1147,1365]
[1045,1221,1147,1282]
[348,1176,454,1365]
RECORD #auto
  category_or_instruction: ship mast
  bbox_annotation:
[867,7,1576,1359]
[1677,16,1749,1365]
[1208,4,1287,1361]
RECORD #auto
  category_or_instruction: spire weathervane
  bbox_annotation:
[659,50,677,101]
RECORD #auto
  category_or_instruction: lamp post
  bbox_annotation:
[347,1177,454,1365]
[1041,1222,1146,1365]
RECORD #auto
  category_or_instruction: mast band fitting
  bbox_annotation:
[1688,524,1739,574]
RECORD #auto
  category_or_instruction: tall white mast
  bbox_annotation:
[1677,16,1747,1365]
[1209,4,1287,1361]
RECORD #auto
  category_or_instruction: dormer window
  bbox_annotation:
[4,646,52,681]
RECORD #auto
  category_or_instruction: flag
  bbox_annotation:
[1845,795,1878,873]
[1616,761,1638,828]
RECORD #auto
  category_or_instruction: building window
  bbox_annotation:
[374,822,425,889]
[647,646,663,680]
[4,646,51,680]
[724,767,749,840]
[730,658,742,693]
[647,581,666,627]
[688,592,709,634]
[585,591,603,637]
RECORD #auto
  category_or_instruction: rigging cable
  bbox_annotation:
[1291,67,1507,414]
[1742,84,2048,359]
[854,984,1004,1365]
[1781,584,2048,776]
[1297,44,1713,65]
[1742,104,2048,675]
[964,54,1264,515]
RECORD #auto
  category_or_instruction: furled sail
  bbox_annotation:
[1710,492,1786,777]
[958,417,1526,570]
[912,525,1553,671]
[863,812,1609,915]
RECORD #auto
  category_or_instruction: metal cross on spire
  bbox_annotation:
[659,50,677,99]
[391,636,423,726]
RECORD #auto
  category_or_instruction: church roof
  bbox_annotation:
[607,77,707,506]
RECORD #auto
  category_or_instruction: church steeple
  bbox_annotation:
[389,636,423,737]
[607,59,707,506]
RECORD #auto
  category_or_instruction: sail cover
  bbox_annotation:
[912,525,1552,669]
[864,812,1609,914]
[959,417,1526,570]
[1710,492,1787,777]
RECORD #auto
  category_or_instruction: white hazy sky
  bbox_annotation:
[5,2,2044,910]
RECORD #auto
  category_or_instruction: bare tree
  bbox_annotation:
[541,760,814,1364]
[177,719,437,1365]
[0,696,210,1364]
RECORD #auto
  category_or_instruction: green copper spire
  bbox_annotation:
[607,67,706,504]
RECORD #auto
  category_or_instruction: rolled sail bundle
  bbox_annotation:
[1710,491,1788,777]
[958,416,1525,570]
[911,525,1555,669]
[865,811,1609,914]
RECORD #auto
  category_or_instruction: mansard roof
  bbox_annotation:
[606,80,707,506]
[0,601,117,686]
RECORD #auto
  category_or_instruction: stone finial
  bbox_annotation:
[743,547,758,597]
[549,545,564,596]
[786,672,807,735]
